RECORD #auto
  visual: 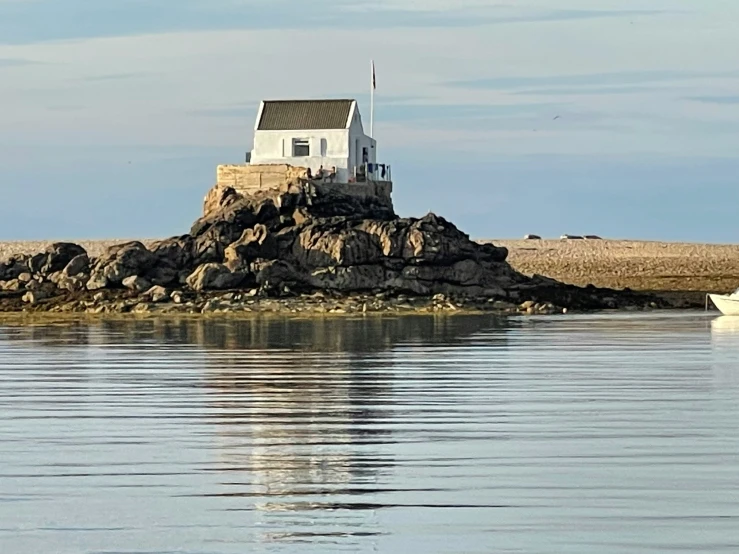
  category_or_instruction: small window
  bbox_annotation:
[292,138,310,157]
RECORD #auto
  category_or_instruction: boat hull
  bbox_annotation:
[709,294,739,316]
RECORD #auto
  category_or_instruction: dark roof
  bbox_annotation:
[257,99,354,130]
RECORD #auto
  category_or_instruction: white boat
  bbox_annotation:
[709,289,739,315]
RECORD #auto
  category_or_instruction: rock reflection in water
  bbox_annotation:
[0,314,509,547]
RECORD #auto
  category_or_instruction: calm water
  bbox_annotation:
[2,312,739,553]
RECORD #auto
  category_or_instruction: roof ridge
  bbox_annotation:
[262,98,356,103]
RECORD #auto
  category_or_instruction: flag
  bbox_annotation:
[372,60,376,90]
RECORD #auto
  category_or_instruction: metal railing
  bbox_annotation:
[353,163,391,182]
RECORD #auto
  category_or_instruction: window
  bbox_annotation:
[292,138,310,157]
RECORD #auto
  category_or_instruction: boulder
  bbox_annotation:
[62,254,90,278]
[122,275,152,292]
[224,224,278,268]
[90,241,155,286]
[308,264,387,292]
[22,290,49,305]
[186,263,246,291]
[43,243,87,274]
[144,285,169,303]
[149,235,194,269]
[28,253,47,274]
[147,266,179,286]
[1,279,23,292]
[1,261,27,281]
[252,260,306,291]
[293,223,383,268]
[58,275,86,292]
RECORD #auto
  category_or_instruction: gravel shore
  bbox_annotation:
[489,239,739,295]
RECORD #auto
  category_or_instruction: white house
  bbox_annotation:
[248,99,386,183]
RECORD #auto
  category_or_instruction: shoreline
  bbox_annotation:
[3,237,735,300]
[485,238,739,305]
[0,237,730,314]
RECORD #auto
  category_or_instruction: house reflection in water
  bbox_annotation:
[0,314,509,544]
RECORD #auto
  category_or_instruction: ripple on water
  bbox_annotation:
[1,313,739,553]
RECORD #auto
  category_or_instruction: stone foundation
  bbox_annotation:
[205,164,393,215]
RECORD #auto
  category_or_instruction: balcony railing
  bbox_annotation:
[353,163,391,182]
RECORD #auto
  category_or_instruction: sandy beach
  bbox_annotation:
[489,239,739,295]
[3,237,739,298]
[0,240,155,261]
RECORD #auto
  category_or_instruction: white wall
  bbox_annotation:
[250,129,350,178]
[248,101,381,182]
[348,106,376,170]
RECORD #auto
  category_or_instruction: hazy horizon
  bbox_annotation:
[2,0,738,243]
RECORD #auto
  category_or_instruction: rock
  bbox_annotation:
[92,241,155,286]
[122,275,151,292]
[22,290,48,304]
[224,224,278,268]
[131,303,151,314]
[24,279,41,291]
[149,235,194,270]
[147,266,179,287]
[3,279,25,292]
[253,260,306,292]
[43,243,87,274]
[57,276,85,292]
[200,300,219,313]
[0,173,663,315]
[28,253,47,274]
[186,263,246,291]
[144,285,169,303]
[62,254,90,278]
[86,273,108,291]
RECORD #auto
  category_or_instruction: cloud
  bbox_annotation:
[689,95,739,105]
[0,57,42,66]
[80,72,150,82]
[447,70,739,91]
[0,0,668,45]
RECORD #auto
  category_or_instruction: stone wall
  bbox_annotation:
[216,164,306,191]
[205,164,393,215]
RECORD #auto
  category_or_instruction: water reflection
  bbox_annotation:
[711,316,739,387]
[5,313,738,553]
[0,315,510,549]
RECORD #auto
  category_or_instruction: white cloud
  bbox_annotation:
[0,2,738,159]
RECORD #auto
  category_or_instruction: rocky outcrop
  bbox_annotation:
[0,184,667,314]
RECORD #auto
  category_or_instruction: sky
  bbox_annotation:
[1,0,739,242]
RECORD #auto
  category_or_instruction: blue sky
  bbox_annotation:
[1,0,739,241]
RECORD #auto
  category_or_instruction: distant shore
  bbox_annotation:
[486,238,739,306]
[0,240,154,260]
[3,237,736,309]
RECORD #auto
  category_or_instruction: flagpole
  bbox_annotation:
[370,59,375,138]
